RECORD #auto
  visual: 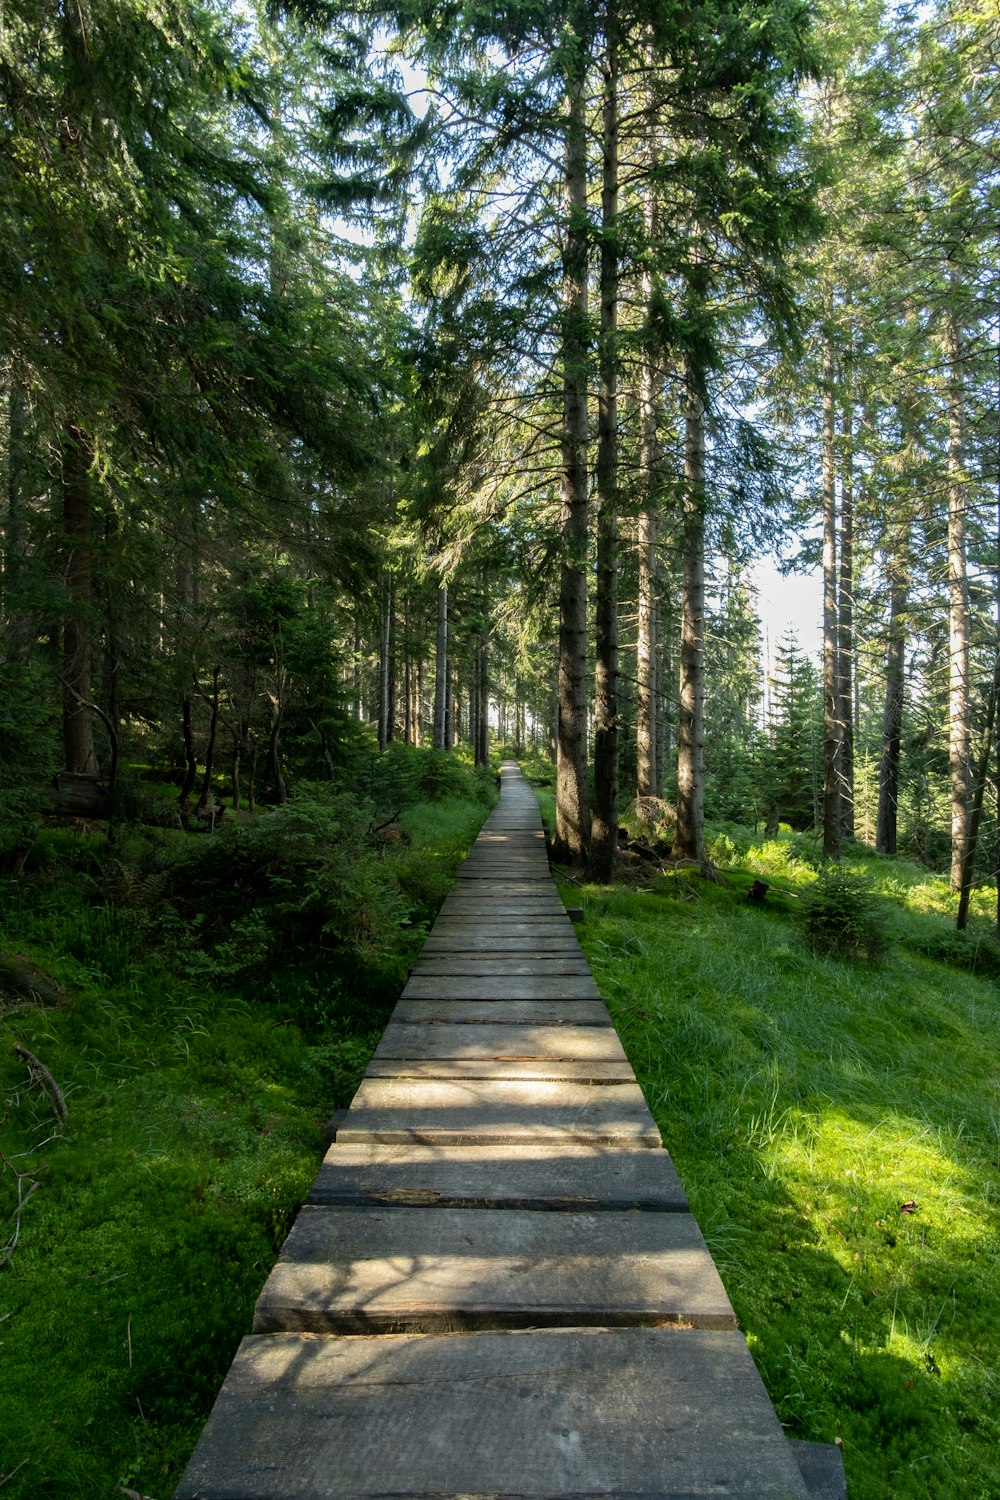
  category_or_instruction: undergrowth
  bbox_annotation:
[555,824,1000,1500]
[0,748,494,1499]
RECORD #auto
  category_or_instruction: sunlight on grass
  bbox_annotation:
[552,837,1000,1500]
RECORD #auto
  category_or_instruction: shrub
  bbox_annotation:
[155,785,414,989]
[800,867,889,962]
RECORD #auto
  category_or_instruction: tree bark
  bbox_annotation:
[636,47,660,803]
[433,583,448,750]
[477,634,490,767]
[179,692,198,813]
[875,553,908,855]
[589,26,620,882]
[947,309,970,890]
[198,665,221,809]
[821,328,842,859]
[837,375,855,840]
[61,425,98,775]
[378,573,393,751]
[553,23,590,865]
[674,372,705,863]
[957,655,1000,929]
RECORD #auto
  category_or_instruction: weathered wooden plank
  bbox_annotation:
[253,1205,734,1333]
[420,934,583,954]
[401,975,602,1001]
[440,894,569,906]
[429,919,577,935]
[364,1058,636,1082]
[409,957,594,977]
[340,1077,661,1146]
[372,1023,628,1063]
[391,999,612,1026]
[307,1140,688,1211]
[174,1327,811,1500]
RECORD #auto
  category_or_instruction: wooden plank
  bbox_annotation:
[409,957,594,977]
[340,1077,661,1146]
[372,1023,628,1063]
[174,1327,811,1500]
[307,1140,688,1211]
[253,1205,734,1333]
[428,920,577,936]
[364,1058,636,1082]
[401,975,602,1000]
[440,897,566,912]
[420,934,583,953]
[391,1000,611,1025]
[450,877,557,889]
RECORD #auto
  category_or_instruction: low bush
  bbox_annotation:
[799,866,889,962]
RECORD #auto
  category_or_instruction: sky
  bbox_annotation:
[753,555,824,666]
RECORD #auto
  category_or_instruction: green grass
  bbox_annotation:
[550,833,1000,1500]
[0,782,493,1499]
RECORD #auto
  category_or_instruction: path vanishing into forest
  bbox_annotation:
[176,762,846,1500]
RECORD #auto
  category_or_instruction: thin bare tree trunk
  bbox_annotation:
[674,372,705,862]
[378,573,392,751]
[477,634,490,767]
[433,584,448,750]
[61,425,98,774]
[838,374,855,839]
[590,27,620,881]
[875,554,908,855]
[636,189,658,802]
[947,310,970,889]
[553,28,590,865]
[821,329,842,859]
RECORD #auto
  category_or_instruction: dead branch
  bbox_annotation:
[0,1460,28,1490]
[13,1045,68,1122]
[0,1145,42,1270]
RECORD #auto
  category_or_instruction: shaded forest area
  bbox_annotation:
[2,0,1000,917]
[4,4,1000,1496]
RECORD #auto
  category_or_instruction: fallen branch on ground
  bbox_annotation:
[0,1146,43,1270]
[13,1045,67,1122]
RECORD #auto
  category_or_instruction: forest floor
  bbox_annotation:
[532,781,1000,1500]
[0,756,494,1500]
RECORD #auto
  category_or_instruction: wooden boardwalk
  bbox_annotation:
[176,763,844,1500]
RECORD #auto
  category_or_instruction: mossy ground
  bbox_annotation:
[531,792,1000,1500]
[0,779,493,1499]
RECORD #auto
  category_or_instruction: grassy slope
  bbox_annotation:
[536,788,1000,1500]
[0,790,491,1500]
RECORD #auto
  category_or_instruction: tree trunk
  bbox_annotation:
[636,58,659,802]
[433,584,448,750]
[353,616,363,721]
[947,310,970,890]
[269,682,287,806]
[875,556,908,855]
[3,380,29,653]
[957,656,1000,930]
[61,424,98,774]
[589,29,620,882]
[837,379,855,840]
[553,28,590,865]
[674,373,705,862]
[477,634,490,767]
[821,329,842,859]
[378,573,392,751]
[179,692,198,813]
[198,665,222,809]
